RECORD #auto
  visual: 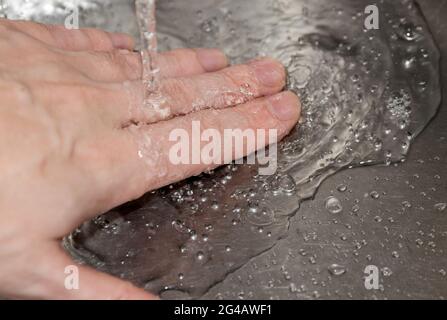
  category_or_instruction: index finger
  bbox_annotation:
[89,91,301,216]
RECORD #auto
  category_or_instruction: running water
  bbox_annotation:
[134,0,172,121]
[135,0,159,93]
[2,0,441,299]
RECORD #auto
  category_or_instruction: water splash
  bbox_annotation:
[135,0,159,92]
[70,0,440,298]
[2,0,441,299]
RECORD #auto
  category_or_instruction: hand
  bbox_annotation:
[0,19,300,299]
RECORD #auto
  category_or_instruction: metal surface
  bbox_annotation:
[202,0,447,299]
[2,0,445,299]
[58,0,446,299]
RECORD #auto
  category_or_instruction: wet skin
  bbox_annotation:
[0,19,301,299]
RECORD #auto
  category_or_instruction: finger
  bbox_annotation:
[109,57,286,125]
[63,48,228,82]
[157,48,229,78]
[87,91,301,213]
[1,242,157,300]
[0,19,134,51]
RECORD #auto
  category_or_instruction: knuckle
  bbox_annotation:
[223,65,259,92]
[101,50,117,64]
[162,79,192,106]
[245,98,278,128]
[171,50,194,74]
[222,66,246,87]
[219,66,260,105]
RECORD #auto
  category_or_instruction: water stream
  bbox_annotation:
[1,0,441,299]
[135,0,159,93]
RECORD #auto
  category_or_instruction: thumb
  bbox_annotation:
[11,242,158,300]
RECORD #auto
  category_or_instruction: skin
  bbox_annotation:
[0,19,301,300]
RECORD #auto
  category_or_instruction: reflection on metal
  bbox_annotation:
[3,0,444,299]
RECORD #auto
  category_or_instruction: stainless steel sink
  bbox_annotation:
[2,0,446,299]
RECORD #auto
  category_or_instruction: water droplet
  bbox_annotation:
[401,201,412,209]
[381,267,393,277]
[397,22,422,41]
[196,251,205,261]
[278,174,296,193]
[370,191,380,199]
[289,282,298,293]
[325,196,343,214]
[328,264,347,276]
[172,220,190,234]
[190,231,198,241]
[246,206,275,226]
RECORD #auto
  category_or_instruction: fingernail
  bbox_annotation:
[267,92,301,121]
[195,48,229,71]
[249,58,285,88]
